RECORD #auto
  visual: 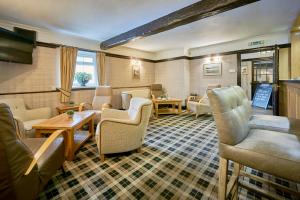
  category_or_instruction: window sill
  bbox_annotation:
[72,87,96,91]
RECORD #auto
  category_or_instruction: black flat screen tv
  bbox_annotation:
[0,27,34,64]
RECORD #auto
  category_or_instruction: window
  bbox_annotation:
[73,51,98,88]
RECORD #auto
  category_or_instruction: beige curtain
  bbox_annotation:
[96,52,106,85]
[60,46,78,102]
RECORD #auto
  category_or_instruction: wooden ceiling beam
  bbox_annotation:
[100,0,260,50]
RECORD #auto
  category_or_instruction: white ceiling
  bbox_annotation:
[0,0,198,41]
[0,0,299,52]
[126,0,300,51]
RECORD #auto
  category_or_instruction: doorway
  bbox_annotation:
[239,50,276,115]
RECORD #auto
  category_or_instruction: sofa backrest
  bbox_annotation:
[92,86,112,110]
[0,99,26,120]
[207,86,251,145]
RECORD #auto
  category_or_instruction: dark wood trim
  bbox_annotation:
[100,0,260,49]
[112,85,150,89]
[105,53,155,63]
[153,56,190,63]
[241,56,273,62]
[237,53,241,86]
[36,41,60,48]
[273,45,280,116]
[0,90,58,96]
[35,41,291,64]
[72,87,96,91]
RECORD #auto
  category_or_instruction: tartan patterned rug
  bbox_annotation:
[38,114,298,200]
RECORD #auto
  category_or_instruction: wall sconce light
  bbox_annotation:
[131,58,141,79]
[205,56,221,63]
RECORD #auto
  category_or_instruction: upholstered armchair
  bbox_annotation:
[150,84,164,99]
[0,98,51,138]
[121,89,150,110]
[187,84,221,118]
[95,97,152,161]
[0,103,65,200]
[79,86,112,124]
[207,86,300,199]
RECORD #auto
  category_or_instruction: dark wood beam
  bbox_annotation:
[100,0,260,50]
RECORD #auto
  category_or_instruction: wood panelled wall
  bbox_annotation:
[279,81,300,119]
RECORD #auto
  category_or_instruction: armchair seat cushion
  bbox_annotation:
[249,115,290,133]
[219,129,300,182]
[23,137,65,189]
[23,119,48,138]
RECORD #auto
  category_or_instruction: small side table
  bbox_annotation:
[56,104,80,114]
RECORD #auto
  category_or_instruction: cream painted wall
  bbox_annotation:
[0,46,59,93]
[241,61,252,99]
[190,54,238,96]
[155,59,190,105]
[279,48,291,80]
[291,32,300,78]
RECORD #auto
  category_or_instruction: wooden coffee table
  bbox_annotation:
[33,111,95,161]
[153,98,182,118]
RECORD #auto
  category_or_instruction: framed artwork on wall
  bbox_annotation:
[203,63,222,76]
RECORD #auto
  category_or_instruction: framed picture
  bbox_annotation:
[203,63,222,76]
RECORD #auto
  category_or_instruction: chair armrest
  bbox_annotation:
[79,102,93,112]
[101,118,137,126]
[101,109,130,120]
[102,103,112,110]
[14,117,26,139]
[24,130,65,175]
[24,107,51,121]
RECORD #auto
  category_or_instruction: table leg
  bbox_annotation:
[65,129,75,161]
[155,103,159,118]
[178,102,182,114]
[35,129,42,138]
[172,104,175,113]
[89,118,94,137]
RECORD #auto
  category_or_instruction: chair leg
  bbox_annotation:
[219,157,228,200]
[136,147,141,153]
[195,114,199,119]
[232,162,241,200]
[100,154,105,162]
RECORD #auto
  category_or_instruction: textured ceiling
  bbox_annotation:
[0,0,299,52]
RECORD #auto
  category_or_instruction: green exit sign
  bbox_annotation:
[248,40,265,46]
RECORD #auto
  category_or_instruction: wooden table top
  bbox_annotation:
[32,111,95,129]
[56,104,80,110]
[152,98,182,103]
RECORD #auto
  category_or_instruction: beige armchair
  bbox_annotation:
[95,97,152,161]
[150,84,164,99]
[121,89,150,110]
[79,86,112,124]
[187,84,221,118]
[0,98,51,138]
[0,103,65,200]
[207,86,300,199]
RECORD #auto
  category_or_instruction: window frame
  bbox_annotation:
[72,50,98,88]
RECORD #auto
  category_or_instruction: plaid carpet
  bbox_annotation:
[39,114,298,200]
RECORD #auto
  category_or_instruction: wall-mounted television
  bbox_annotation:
[0,27,35,64]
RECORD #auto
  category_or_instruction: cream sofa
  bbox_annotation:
[0,98,51,138]
[95,97,152,161]
[121,89,150,110]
